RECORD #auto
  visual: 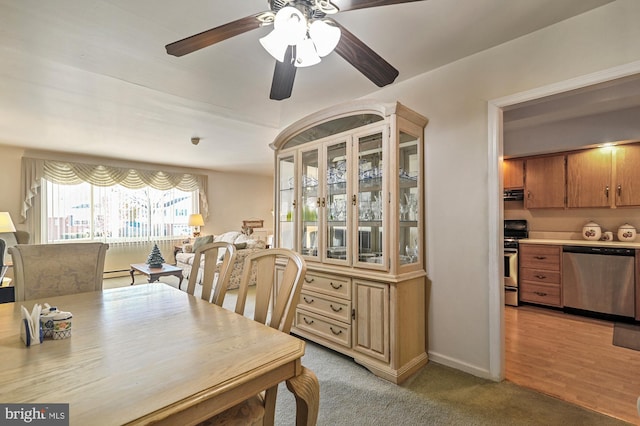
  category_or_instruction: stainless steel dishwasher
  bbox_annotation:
[562,245,635,318]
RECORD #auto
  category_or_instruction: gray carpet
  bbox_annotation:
[274,340,628,426]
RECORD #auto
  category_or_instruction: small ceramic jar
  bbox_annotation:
[582,221,602,241]
[52,311,73,340]
[618,223,637,242]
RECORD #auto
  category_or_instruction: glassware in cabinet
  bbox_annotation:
[300,149,320,259]
[277,155,295,250]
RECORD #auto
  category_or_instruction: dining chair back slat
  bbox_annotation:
[185,241,236,305]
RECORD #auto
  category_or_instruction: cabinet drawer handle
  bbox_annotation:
[304,277,315,283]
[330,327,342,335]
[303,297,314,304]
[329,304,342,312]
[618,184,622,196]
[605,186,609,198]
[535,274,547,279]
[303,317,314,325]
[330,282,342,290]
[534,256,547,260]
[533,291,548,297]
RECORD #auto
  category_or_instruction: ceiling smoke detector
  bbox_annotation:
[191,137,200,145]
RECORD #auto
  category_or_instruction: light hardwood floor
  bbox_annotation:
[505,305,640,425]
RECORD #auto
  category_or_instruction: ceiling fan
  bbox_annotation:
[165,0,424,101]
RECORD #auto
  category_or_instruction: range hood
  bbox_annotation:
[504,189,524,201]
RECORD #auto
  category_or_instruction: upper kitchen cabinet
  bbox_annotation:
[271,100,428,384]
[615,144,640,207]
[567,149,612,208]
[524,155,566,209]
[503,158,524,189]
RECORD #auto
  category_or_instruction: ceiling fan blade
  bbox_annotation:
[332,22,399,87]
[270,46,297,101]
[332,0,426,12]
[166,13,265,57]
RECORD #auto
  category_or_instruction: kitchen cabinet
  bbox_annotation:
[272,100,428,383]
[567,149,612,208]
[503,158,524,189]
[524,155,566,209]
[519,244,562,307]
[615,144,640,207]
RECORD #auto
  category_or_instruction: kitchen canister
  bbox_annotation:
[618,223,637,242]
[582,221,602,241]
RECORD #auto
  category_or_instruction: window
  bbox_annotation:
[43,180,197,243]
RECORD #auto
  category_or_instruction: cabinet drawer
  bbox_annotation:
[520,268,561,285]
[299,289,351,323]
[303,272,350,299]
[519,245,561,270]
[295,309,351,347]
[520,282,561,307]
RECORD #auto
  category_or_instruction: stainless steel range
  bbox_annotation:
[504,219,528,306]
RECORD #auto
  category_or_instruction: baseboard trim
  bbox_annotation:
[428,351,495,381]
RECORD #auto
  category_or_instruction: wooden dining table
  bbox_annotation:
[0,284,318,425]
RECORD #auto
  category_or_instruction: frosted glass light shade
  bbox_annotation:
[309,20,341,57]
[295,38,321,67]
[274,6,307,45]
[260,30,289,62]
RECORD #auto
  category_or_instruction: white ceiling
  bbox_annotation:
[0,0,618,175]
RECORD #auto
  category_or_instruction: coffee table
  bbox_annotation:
[130,263,184,289]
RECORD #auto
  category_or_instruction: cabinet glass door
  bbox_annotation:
[300,148,320,259]
[399,131,420,266]
[278,155,295,250]
[355,129,386,269]
[325,140,349,265]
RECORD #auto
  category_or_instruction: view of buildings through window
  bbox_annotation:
[44,180,195,243]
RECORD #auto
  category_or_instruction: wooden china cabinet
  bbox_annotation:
[271,100,428,384]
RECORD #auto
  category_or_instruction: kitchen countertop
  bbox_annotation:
[521,238,640,249]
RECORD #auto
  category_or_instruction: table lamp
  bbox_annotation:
[188,213,204,238]
[0,212,16,233]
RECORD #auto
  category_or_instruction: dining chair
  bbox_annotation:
[9,242,109,301]
[184,241,236,305]
[201,248,319,426]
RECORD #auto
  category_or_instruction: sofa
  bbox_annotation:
[176,231,266,290]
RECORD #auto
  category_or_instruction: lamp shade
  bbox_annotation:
[188,214,204,227]
[0,212,16,233]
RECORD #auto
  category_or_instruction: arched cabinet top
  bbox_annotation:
[270,99,428,151]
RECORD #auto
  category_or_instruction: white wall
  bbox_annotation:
[364,0,640,377]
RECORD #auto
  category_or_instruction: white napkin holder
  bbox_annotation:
[20,304,43,347]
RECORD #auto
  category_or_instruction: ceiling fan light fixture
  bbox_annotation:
[294,37,321,67]
[308,19,341,57]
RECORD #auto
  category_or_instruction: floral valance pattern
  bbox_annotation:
[21,157,209,221]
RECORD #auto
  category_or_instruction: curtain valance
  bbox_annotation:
[21,157,209,221]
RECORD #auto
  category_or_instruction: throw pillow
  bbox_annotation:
[192,235,213,252]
